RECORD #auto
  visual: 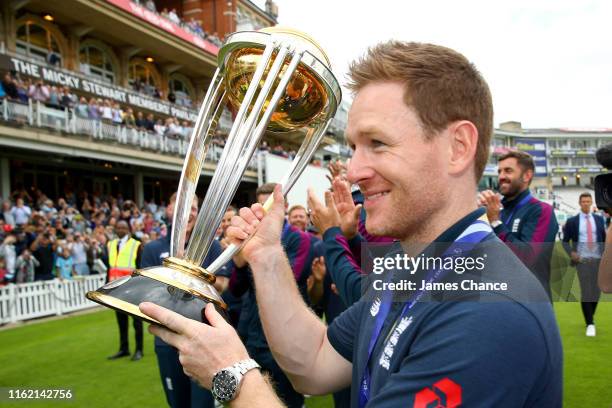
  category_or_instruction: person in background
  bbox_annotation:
[288,204,309,232]
[71,232,90,276]
[140,192,232,408]
[15,249,39,283]
[106,220,143,361]
[562,192,606,336]
[55,245,74,280]
[479,150,559,298]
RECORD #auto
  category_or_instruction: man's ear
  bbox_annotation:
[522,169,534,185]
[448,121,479,177]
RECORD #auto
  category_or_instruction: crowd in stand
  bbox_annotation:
[0,187,172,284]
[135,0,224,47]
[0,71,326,161]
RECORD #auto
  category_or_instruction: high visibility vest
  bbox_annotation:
[107,237,140,281]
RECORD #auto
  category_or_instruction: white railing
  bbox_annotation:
[0,99,260,171]
[0,275,105,324]
[34,102,69,131]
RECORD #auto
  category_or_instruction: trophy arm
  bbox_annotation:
[185,45,306,267]
[171,68,226,257]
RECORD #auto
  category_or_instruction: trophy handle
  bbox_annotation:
[171,68,226,257]
[206,116,333,274]
[184,44,306,266]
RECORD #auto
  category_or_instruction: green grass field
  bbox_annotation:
[0,301,611,407]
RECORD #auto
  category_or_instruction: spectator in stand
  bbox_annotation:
[181,121,192,139]
[48,85,60,108]
[56,245,75,280]
[112,102,123,125]
[0,234,17,281]
[47,50,61,67]
[30,232,56,280]
[123,108,136,127]
[167,91,176,104]
[164,117,181,137]
[11,198,32,226]
[71,232,90,276]
[135,111,146,129]
[15,249,39,283]
[75,96,89,117]
[88,97,101,120]
[145,0,156,12]
[154,118,166,136]
[16,78,29,104]
[28,80,50,103]
[101,99,113,122]
[145,113,156,132]
[168,8,181,25]
[2,201,15,226]
[2,73,19,100]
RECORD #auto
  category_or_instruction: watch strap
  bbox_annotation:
[233,359,260,375]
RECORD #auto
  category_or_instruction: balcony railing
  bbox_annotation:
[0,99,257,171]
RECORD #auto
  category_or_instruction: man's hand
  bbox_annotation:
[225,185,285,266]
[307,256,326,305]
[311,256,326,282]
[140,302,250,389]
[570,251,581,263]
[307,188,340,234]
[332,178,361,239]
[478,190,502,223]
[326,160,348,185]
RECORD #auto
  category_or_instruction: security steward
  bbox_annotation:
[106,219,144,361]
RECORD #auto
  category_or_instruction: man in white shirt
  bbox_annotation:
[562,192,606,336]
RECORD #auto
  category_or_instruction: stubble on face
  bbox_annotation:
[347,82,449,243]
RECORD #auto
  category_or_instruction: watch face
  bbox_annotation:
[212,370,238,402]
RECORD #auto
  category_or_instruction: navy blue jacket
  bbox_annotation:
[562,212,606,261]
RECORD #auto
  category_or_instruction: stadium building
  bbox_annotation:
[0,0,346,207]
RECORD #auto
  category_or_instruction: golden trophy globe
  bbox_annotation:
[86,27,341,326]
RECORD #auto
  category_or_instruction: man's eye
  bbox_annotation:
[371,140,386,148]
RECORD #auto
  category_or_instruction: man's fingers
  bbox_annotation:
[225,225,248,241]
[251,203,266,220]
[239,207,259,226]
[148,324,185,348]
[307,188,322,211]
[324,190,335,209]
[139,302,192,335]
[204,303,228,329]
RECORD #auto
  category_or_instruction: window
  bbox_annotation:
[168,75,194,107]
[128,60,160,96]
[16,22,62,65]
[79,45,115,84]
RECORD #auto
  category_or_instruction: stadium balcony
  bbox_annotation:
[0,98,258,174]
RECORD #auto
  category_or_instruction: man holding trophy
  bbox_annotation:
[89,28,562,406]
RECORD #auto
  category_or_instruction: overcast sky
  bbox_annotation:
[253,0,612,129]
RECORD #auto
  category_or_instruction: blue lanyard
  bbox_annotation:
[358,219,492,408]
[501,192,532,226]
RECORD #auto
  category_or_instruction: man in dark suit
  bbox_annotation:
[562,192,606,336]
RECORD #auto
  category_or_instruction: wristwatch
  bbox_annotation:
[490,220,503,228]
[211,359,261,403]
